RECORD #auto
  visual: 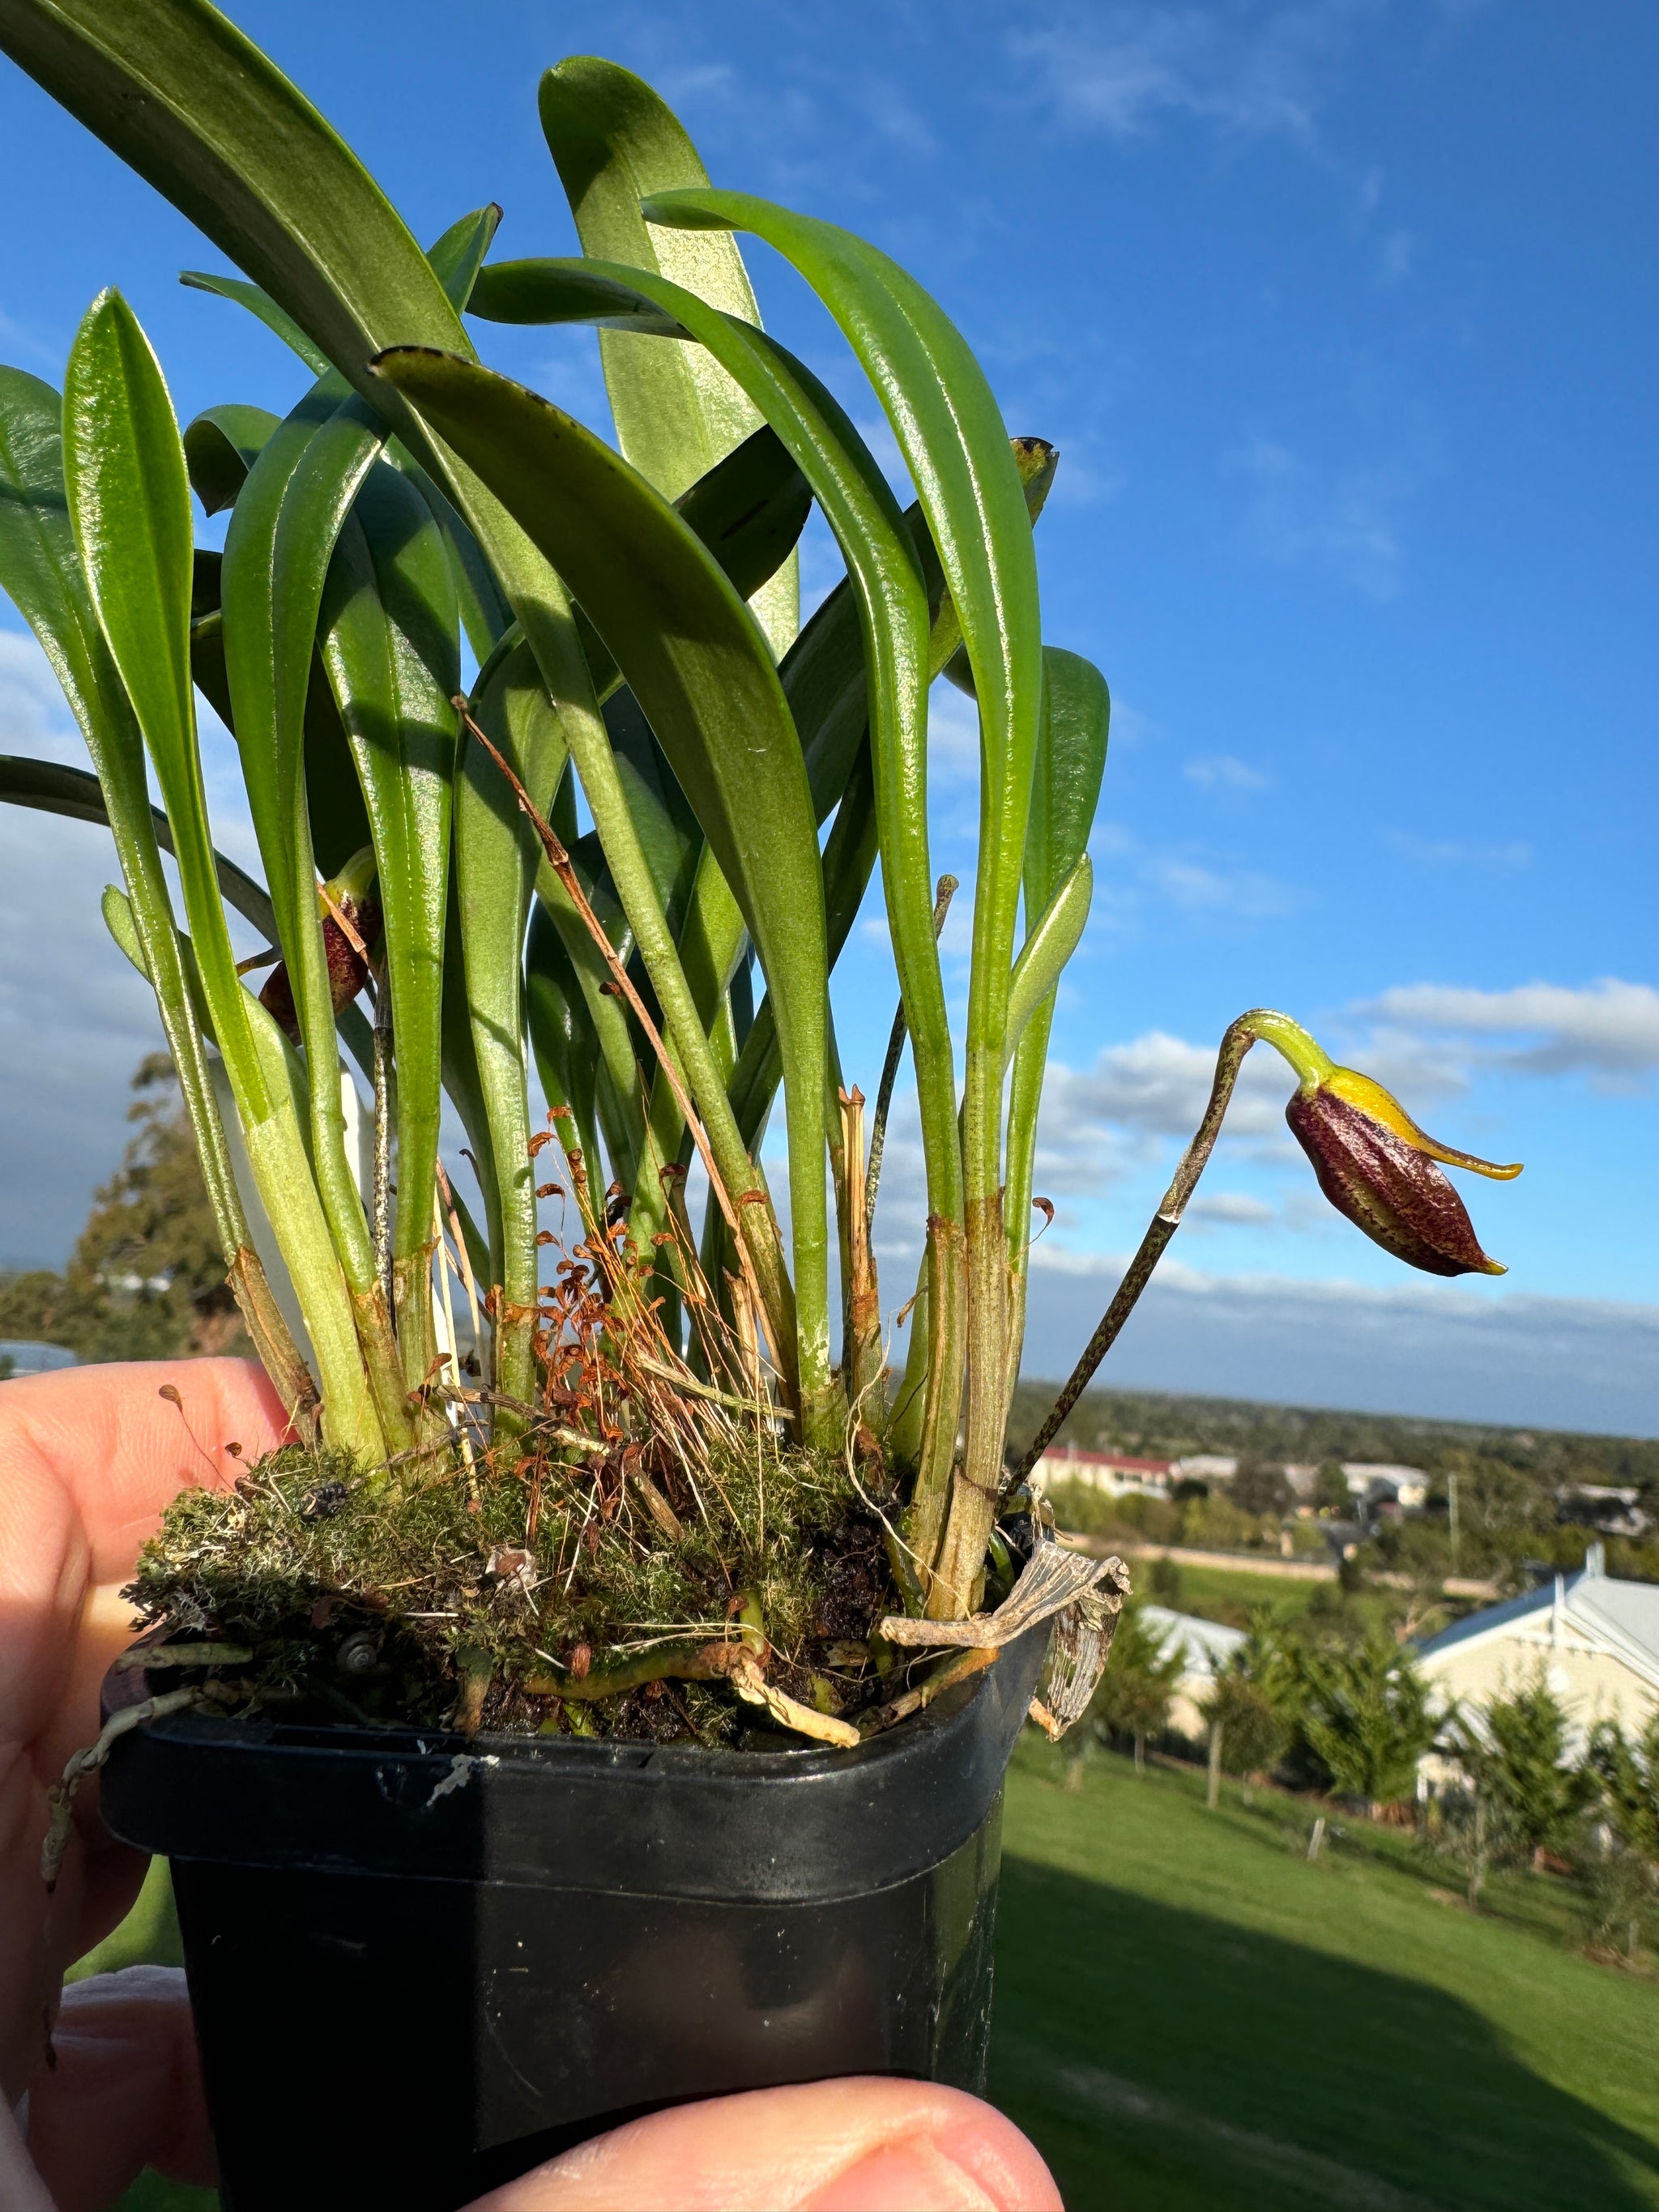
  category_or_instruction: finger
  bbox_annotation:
[469,2078,1063,2212]
[0,1357,292,1762]
[0,1361,290,2095]
[25,1967,215,2212]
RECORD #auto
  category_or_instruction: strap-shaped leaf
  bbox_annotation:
[467,259,961,1261]
[538,55,797,656]
[181,270,329,374]
[218,372,402,1418]
[319,457,458,1387]
[0,0,470,390]
[454,634,566,1410]
[182,399,281,514]
[1005,853,1093,1061]
[0,752,275,938]
[371,344,831,1418]
[640,194,1045,1107]
[642,190,1046,1588]
[1003,647,1109,1359]
[53,296,374,1449]
[525,895,603,1186]
[63,292,262,1103]
[0,365,250,1255]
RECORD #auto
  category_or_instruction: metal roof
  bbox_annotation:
[1141,1605,1247,1679]
[1417,1552,1659,1695]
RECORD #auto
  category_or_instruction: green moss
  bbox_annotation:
[126,1429,896,1741]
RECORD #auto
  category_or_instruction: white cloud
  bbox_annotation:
[1144,855,1295,917]
[1385,830,1531,869]
[1184,752,1270,792]
[859,81,937,156]
[1356,979,1659,1085]
[1233,436,1410,602]
[1186,1192,1278,1225]
[1011,1,1375,145]
[1015,1259,1659,1434]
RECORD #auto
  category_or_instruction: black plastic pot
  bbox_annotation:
[99,1624,1048,2212]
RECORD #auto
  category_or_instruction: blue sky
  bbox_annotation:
[2,1,1655,1430]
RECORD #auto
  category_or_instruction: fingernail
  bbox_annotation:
[804,2134,997,2211]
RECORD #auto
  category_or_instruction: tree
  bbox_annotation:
[1200,1617,1296,1805]
[0,1055,245,1365]
[1232,1460,1292,1519]
[1294,1629,1437,1814]
[1448,1675,1596,1869]
[1314,1461,1351,1515]
[1087,1605,1185,1781]
[1586,1715,1659,1955]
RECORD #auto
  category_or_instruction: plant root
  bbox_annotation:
[41,1687,207,1887]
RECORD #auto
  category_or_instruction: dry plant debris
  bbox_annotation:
[127,1136,911,1746]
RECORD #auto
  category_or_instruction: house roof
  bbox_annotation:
[1417,1553,1659,1696]
[1141,1605,1247,1679]
[1038,1443,1173,1477]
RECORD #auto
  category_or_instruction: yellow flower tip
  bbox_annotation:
[1322,1067,1520,1182]
[1480,1258,1508,1276]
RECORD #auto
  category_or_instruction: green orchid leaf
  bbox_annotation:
[62,292,260,1095]
[319,455,459,1383]
[465,258,958,1289]
[0,751,275,940]
[217,371,401,1424]
[524,894,603,1190]
[426,203,502,312]
[53,294,373,1449]
[674,423,811,610]
[727,735,879,1151]
[641,194,1044,1135]
[1004,646,1110,1370]
[536,54,797,655]
[454,633,567,1408]
[642,185,1047,1583]
[220,373,384,950]
[371,343,829,1417]
[0,366,251,1264]
[1004,852,1093,1063]
[182,400,281,514]
[180,270,330,374]
[0,0,470,398]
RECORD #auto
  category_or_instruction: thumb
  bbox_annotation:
[467,2077,1062,2211]
[24,1967,215,2212]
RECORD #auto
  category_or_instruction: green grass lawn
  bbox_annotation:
[75,1742,1659,2212]
[992,1737,1659,2211]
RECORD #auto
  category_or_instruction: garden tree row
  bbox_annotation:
[1080,1602,1659,1950]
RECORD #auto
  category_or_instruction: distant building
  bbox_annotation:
[1341,1463,1430,1511]
[1171,1454,1239,1484]
[1036,1441,1172,1501]
[1416,1544,1659,1741]
[1141,1605,1247,1739]
[0,1340,77,1378]
[1557,1484,1650,1540]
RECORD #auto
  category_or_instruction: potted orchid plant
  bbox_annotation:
[0,3,1520,2203]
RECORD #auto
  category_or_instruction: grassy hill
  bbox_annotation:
[76,1736,1659,2211]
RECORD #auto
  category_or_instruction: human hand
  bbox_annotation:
[1,1360,1060,2211]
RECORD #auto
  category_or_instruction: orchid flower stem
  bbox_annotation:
[1013,1011,1273,1482]
[864,872,957,1240]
